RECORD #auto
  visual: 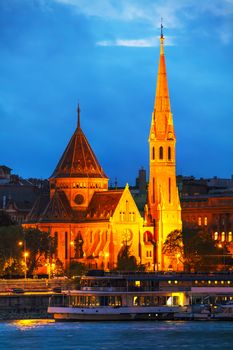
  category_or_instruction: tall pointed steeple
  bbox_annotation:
[147,24,182,271]
[150,22,174,141]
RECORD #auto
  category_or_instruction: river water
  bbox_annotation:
[0,320,232,349]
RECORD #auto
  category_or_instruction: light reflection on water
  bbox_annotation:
[11,319,55,330]
[0,320,232,350]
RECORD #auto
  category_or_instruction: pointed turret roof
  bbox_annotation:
[51,106,108,179]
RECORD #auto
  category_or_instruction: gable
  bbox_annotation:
[112,185,143,223]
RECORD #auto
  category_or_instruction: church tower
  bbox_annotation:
[148,25,182,270]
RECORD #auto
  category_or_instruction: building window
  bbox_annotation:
[130,212,135,222]
[168,178,171,203]
[54,232,58,255]
[152,147,155,160]
[90,231,93,243]
[144,231,153,243]
[159,146,163,159]
[120,212,125,221]
[204,217,208,226]
[221,232,225,242]
[168,146,171,160]
[65,231,68,259]
[75,231,84,258]
[214,232,218,240]
[198,217,202,226]
[228,232,232,242]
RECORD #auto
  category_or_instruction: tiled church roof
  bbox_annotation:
[86,190,123,220]
[26,190,123,223]
[51,106,107,179]
[40,191,74,222]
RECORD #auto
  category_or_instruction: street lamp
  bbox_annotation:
[217,242,224,269]
[18,240,28,279]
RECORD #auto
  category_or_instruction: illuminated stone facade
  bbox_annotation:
[24,32,182,272]
[25,107,147,271]
[146,31,182,270]
[182,194,233,253]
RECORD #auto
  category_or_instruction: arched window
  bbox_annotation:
[214,232,218,240]
[159,146,163,159]
[54,232,58,255]
[75,231,84,259]
[228,232,232,242]
[65,232,68,259]
[152,178,155,203]
[221,232,225,242]
[152,147,155,160]
[168,146,171,160]
[144,231,153,243]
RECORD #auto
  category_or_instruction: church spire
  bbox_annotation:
[147,24,182,271]
[154,22,171,115]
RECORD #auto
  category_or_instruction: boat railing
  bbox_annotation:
[81,286,160,292]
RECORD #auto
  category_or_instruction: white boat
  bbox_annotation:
[48,304,184,321]
[48,272,233,321]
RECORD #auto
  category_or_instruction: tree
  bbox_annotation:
[162,225,232,272]
[66,261,87,277]
[0,226,23,276]
[162,230,184,270]
[162,230,184,258]
[0,226,57,277]
[24,228,57,275]
[117,244,142,272]
[182,223,231,271]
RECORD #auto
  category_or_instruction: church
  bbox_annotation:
[24,29,182,272]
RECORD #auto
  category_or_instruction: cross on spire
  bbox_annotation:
[160,17,164,38]
[77,103,81,128]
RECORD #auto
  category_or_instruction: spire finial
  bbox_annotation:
[77,103,80,128]
[160,18,164,54]
[160,17,163,39]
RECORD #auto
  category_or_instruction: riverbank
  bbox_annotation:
[0,278,76,320]
[0,293,51,320]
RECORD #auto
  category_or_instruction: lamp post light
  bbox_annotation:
[23,251,29,279]
[217,242,224,269]
[18,240,28,279]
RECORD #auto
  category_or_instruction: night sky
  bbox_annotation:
[1,0,233,186]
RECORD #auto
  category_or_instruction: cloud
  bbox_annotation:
[97,36,174,47]
[50,0,233,45]
[51,0,181,27]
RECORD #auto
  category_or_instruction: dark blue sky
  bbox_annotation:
[1,0,233,186]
